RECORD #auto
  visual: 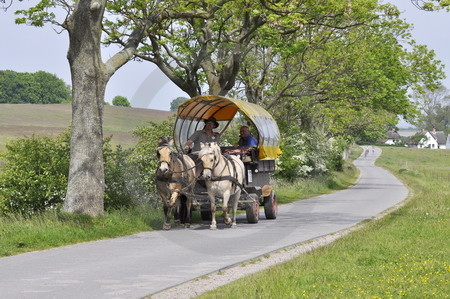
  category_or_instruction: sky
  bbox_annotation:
[0,1,449,112]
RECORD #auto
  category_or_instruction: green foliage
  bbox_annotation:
[0,131,70,215]
[170,96,188,112]
[0,125,170,215]
[239,2,443,140]
[412,85,450,134]
[275,159,359,204]
[112,95,131,107]
[130,118,175,195]
[413,0,450,11]
[276,127,346,181]
[0,206,161,257]
[409,133,427,146]
[0,70,71,104]
[103,140,135,210]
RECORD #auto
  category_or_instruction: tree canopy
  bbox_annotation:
[411,0,450,11]
[0,70,71,104]
[412,85,450,133]
[112,95,131,107]
[169,96,188,112]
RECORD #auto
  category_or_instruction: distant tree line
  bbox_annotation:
[0,70,71,104]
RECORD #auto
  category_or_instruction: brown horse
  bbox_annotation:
[198,142,245,229]
[156,137,196,230]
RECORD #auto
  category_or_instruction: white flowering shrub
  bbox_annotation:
[276,129,345,181]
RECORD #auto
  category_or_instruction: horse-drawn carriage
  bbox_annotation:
[157,95,282,229]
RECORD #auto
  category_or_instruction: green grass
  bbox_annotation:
[0,206,163,257]
[197,147,450,298]
[276,147,361,204]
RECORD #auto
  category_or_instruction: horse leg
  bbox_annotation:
[164,191,179,230]
[170,187,181,224]
[209,193,217,230]
[184,196,191,229]
[159,189,172,230]
[222,190,232,226]
[230,191,240,228]
[163,202,173,230]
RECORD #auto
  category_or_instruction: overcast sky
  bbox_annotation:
[0,1,449,112]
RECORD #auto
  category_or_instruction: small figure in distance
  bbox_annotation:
[183,117,221,153]
[235,125,258,148]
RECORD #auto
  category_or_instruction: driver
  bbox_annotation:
[183,117,221,153]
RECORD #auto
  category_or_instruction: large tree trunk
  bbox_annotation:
[63,0,107,216]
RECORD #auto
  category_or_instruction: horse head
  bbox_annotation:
[156,137,174,174]
[198,142,220,180]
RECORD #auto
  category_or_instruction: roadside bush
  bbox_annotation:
[276,129,347,181]
[0,126,168,215]
[327,136,349,172]
[0,132,70,215]
[103,140,135,210]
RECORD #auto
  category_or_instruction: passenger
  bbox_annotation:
[183,117,221,153]
[236,125,258,147]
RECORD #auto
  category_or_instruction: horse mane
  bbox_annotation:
[158,136,171,147]
[198,142,220,158]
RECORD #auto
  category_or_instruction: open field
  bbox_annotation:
[0,103,174,150]
[198,147,449,298]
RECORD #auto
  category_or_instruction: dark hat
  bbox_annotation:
[204,117,219,129]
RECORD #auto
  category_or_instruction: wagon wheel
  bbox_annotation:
[263,190,277,219]
[200,204,212,221]
[246,199,259,224]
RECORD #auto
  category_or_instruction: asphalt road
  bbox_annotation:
[0,147,408,299]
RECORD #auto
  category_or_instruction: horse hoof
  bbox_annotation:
[184,223,191,228]
[231,223,237,228]
[210,225,217,230]
[223,217,232,225]
[163,223,171,230]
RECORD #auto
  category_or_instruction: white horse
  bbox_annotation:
[198,142,245,229]
[156,137,196,230]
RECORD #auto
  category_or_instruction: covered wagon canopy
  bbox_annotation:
[174,95,282,160]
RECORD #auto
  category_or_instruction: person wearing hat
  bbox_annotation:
[183,117,221,153]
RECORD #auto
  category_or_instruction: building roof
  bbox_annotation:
[386,130,401,139]
[430,131,447,145]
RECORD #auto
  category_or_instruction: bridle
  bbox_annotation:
[157,146,199,174]
[201,149,221,173]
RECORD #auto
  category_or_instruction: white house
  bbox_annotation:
[381,129,402,145]
[418,130,447,149]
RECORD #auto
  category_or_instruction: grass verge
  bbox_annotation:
[275,148,361,204]
[0,206,162,257]
[197,147,449,298]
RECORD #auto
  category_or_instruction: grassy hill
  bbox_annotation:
[0,104,174,151]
